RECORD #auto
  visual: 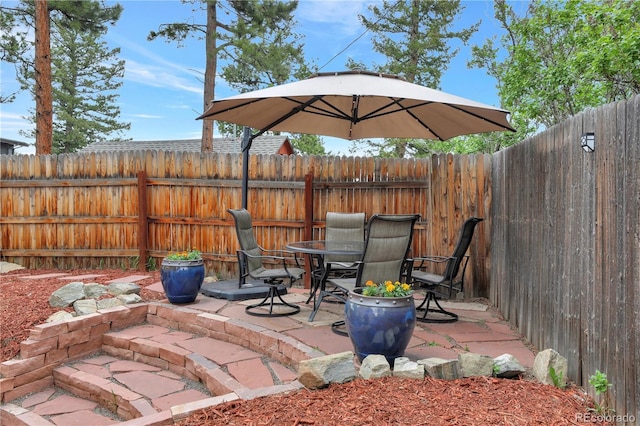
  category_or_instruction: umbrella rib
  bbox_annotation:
[251,95,325,137]
[199,98,261,117]
[306,97,355,121]
[443,103,516,132]
[382,98,445,141]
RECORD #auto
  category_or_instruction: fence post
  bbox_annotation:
[303,172,314,288]
[137,171,148,272]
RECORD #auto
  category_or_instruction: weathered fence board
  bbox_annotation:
[1,152,490,296]
[491,95,639,422]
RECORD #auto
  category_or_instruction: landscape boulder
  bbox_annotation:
[297,351,356,389]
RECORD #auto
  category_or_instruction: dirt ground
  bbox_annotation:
[0,267,607,425]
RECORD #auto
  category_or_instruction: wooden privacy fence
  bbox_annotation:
[0,151,491,297]
[491,95,639,421]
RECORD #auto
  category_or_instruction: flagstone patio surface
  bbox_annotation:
[0,273,536,426]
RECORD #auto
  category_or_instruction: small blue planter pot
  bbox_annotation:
[160,259,205,304]
[345,289,416,366]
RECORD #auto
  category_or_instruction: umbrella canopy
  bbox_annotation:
[198,70,515,141]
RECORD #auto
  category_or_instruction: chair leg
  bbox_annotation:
[331,320,347,336]
[416,291,458,323]
[245,285,301,317]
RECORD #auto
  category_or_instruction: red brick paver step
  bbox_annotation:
[0,284,537,426]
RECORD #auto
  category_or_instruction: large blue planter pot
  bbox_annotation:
[160,259,205,304]
[345,288,416,366]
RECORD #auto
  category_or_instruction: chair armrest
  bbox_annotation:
[261,248,303,268]
[410,255,450,269]
[239,249,286,262]
[326,260,358,269]
[239,249,302,274]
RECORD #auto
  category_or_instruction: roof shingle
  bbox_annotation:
[79,135,293,155]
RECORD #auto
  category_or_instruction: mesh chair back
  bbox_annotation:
[324,212,366,264]
[228,208,264,273]
[442,217,483,279]
[356,214,420,287]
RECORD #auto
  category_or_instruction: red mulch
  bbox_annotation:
[0,268,607,425]
[0,267,163,362]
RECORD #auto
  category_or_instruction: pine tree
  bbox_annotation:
[49,20,129,153]
[352,0,478,157]
[148,0,317,153]
[1,0,129,153]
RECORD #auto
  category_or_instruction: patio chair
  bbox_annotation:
[411,217,483,323]
[324,212,366,274]
[228,208,304,317]
[326,214,420,332]
[305,212,366,306]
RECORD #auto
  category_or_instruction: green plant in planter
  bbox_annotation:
[165,249,202,261]
[361,280,412,297]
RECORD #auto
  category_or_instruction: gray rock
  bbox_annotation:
[458,353,494,377]
[97,298,124,309]
[493,354,526,379]
[84,283,108,298]
[359,355,391,379]
[532,349,568,386]
[107,282,140,296]
[419,357,461,380]
[49,282,85,308]
[117,294,143,305]
[297,351,356,389]
[45,310,75,323]
[73,298,97,316]
[392,357,424,379]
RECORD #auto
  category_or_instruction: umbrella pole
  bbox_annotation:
[241,126,252,209]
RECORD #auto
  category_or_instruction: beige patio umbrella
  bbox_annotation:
[197,70,515,207]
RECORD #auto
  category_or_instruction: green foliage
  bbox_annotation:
[493,364,500,376]
[2,0,129,152]
[48,21,129,153]
[549,366,566,389]
[165,249,202,261]
[0,6,28,103]
[146,257,157,271]
[148,0,313,148]
[129,256,140,270]
[360,0,479,89]
[218,1,311,92]
[469,0,640,136]
[361,280,413,298]
[288,133,326,155]
[589,370,612,395]
[353,0,479,157]
[588,370,613,414]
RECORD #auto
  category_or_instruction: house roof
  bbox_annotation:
[1,138,30,147]
[79,135,294,155]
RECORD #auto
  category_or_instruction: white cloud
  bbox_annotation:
[0,111,31,136]
[123,59,203,94]
[297,0,369,31]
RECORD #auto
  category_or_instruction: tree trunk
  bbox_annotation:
[34,0,53,154]
[200,0,217,152]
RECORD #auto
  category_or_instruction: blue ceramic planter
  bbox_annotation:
[345,288,416,366]
[160,259,205,304]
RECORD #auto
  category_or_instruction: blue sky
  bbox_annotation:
[1,0,511,155]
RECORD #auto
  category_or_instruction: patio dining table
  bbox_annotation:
[285,240,364,321]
